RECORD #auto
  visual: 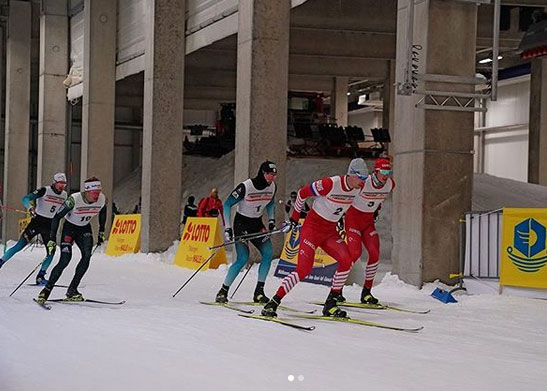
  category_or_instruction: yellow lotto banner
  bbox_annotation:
[18,216,31,236]
[275,219,338,286]
[105,214,141,256]
[173,217,226,270]
[500,208,547,289]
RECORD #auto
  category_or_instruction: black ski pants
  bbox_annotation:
[46,221,93,292]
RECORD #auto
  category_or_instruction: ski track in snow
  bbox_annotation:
[1,245,546,391]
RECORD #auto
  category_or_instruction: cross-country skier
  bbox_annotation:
[215,161,278,304]
[36,177,107,303]
[340,157,395,304]
[261,158,368,318]
[0,173,68,284]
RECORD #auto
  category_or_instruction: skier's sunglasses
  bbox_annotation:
[378,169,393,176]
[350,169,368,180]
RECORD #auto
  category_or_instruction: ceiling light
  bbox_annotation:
[478,56,503,64]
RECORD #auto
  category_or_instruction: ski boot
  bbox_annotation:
[36,286,52,304]
[253,282,270,304]
[215,285,229,303]
[322,291,348,318]
[261,295,281,317]
[360,286,379,305]
[332,289,346,303]
[35,270,48,285]
[65,288,84,302]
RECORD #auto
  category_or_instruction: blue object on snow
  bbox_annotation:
[431,288,458,303]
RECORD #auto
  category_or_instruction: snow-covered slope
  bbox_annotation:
[1,246,546,391]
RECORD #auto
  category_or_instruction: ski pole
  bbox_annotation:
[1,204,28,215]
[172,249,219,298]
[209,228,284,250]
[91,243,102,256]
[9,259,44,297]
[230,262,254,299]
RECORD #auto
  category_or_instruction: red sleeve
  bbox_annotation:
[197,198,206,217]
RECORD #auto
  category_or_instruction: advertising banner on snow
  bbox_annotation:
[106,214,141,256]
[174,217,226,270]
[274,219,339,286]
[500,208,547,289]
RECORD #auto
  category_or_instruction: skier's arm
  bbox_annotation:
[22,187,46,209]
[98,204,107,232]
[49,196,75,240]
[223,183,246,229]
[265,182,276,227]
[291,178,333,221]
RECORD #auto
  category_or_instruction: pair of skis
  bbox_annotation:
[200,301,317,331]
[201,301,426,332]
[33,298,125,311]
[199,301,316,315]
[310,301,431,315]
[239,314,423,332]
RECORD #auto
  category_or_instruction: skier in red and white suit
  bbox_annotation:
[261,158,368,318]
[341,157,395,304]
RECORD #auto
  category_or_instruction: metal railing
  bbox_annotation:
[463,210,502,279]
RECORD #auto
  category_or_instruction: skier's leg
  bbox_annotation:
[253,237,273,303]
[361,224,380,304]
[67,228,93,296]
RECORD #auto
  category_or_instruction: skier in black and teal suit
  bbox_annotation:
[0,173,68,284]
[215,161,278,304]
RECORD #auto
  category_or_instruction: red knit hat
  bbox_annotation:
[374,158,392,171]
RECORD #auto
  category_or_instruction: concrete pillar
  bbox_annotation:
[3,1,31,241]
[38,0,68,187]
[332,76,348,126]
[528,57,547,186]
[234,0,290,234]
[81,0,116,229]
[0,26,5,189]
[392,0,476,286]
[141,0,185,252]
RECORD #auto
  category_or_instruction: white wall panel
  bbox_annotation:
[117,0,146,64]
[474,76,531,183]
[70,10,84,71]
[186,0,238,34]
[485,76,530,128]
[483,127,528,182]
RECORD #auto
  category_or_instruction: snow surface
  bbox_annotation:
[1,245,546,391]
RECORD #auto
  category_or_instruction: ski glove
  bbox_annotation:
[281,219,298,233]
[224,228,233,242]
[46,240,56,255]
[97,231,106,245]
[268,219,276,231]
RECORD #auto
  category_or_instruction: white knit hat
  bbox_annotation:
[53,172,67,183]
[347,158,368,178]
